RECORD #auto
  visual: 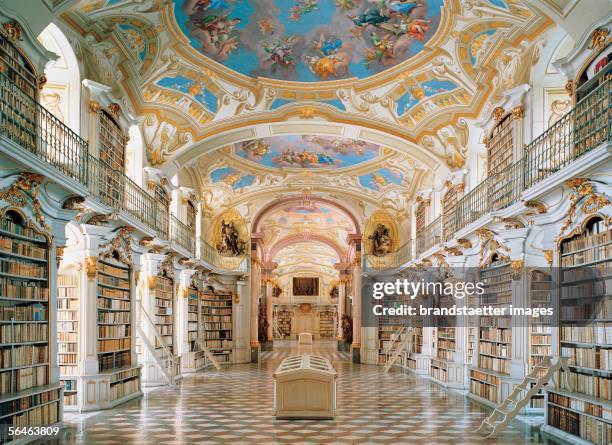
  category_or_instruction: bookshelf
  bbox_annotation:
[319,310,335,339]
[487,114,514,175]
[57,273,78,409]
[0,32,37,98]
[469,259,512,405]
[97,258,132,373]
[187,287,198,352]
[0,210,61,442]
[544,216,612,445]
[276,309,292,339]
[377,317,403,365]
[153,275,175,372]
[406,325,423,370]
[201,290,233,364]
[529,269,552,411]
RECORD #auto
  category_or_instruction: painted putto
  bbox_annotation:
[234,135,381,169]
[176,0,444,81]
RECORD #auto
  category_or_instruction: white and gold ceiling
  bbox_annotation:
[57,0,553,265]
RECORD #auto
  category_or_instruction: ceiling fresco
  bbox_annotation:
[209,166,255,189]
[174,0,444,82]
[234,135,382,169]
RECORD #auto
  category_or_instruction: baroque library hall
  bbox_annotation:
[0,0,610,444]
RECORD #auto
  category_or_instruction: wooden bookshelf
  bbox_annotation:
[0,32,37,98]
[153,276,174,359]
[377,318,403,365]
[530,269,552,410]
[187,287,198,352]
[319,310,335,339]
[487,114,514,175]
[276,309,292,339]
[545,216,612,445]
[0,210,61,442]
[469,260,512,404]
[57,273,78,408]
[97,258,131,373]
[201,290,233,364]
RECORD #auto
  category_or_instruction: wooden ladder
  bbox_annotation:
[475,356,572,438]
[383,326,414,373]
[195,338,222,371]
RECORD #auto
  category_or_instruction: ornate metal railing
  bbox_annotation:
[86,155,169,239]
[362,239,414,271]
[198,238,249,273]
[171,215,195,255]
[416,216,442,255]
[0,72,88,183]
[419,77,611,252]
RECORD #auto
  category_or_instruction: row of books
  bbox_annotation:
[0,323,48,343]
[0,365,48,392]
[58,331,77,343]
[479,342,510,357]
[110,366,140,383]
[98,311,130,324]
[560,281,609,299]
[0,303,46,321]
[478,356,510,374]
[0,278,48,300]
[561,345,611,371]
[560,302,611,320]
[58,354,76,365]
[561,230,610,254]
[205,339,232,349]
[98,274,129,289]
[98,325,130,338]
[98,262,129,279]
[204,331,231,340]
[0,219,45,241]
[547,404,611,445]
[99,350,131,372]
[469,379,498,403]
[201,300,231,308]
[98,286,129,299]
[6,401,59,430]
[549,392,611,420]
[0,388,59,416]
[560,370,611,399]
[57,321,77,332]
[110,377,140,401]
[480,316,511,329]
[0,257,46,278]
[437,349,453,361]
[560,245,612,267]
[203,314,232,322]
[188,331,197,341]
[480,327,512,342]
[561,264,611,282]
[188,313,197,322]
[157,324,172,336]
[0,344,47,369]
[430,362,448,381]
[98,338,130,353]
[531,345,552,356]
[60,365,78,376]
[531,331,551,341]
[98,297,130,310]
[438,339,455,350]
[57,342,77,353]
[155,315,172,325]
[204,322,232,330]
[57,311,77,322]
[156,298,172,308]
[561,325,612,345]
[63,392,77,406]
[0,236,47,259]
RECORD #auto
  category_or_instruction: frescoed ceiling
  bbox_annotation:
[174,0,444,82]
[272,242,339,279]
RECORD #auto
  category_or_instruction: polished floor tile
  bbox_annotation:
[37,342,567,445]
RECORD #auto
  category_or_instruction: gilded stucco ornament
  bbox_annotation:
[559,178,611,237]
[510,260,523,280]
[477,228,510,267]
[2,21,22,41]
[543,250,553,267]
[56,246,65,268]
[85,256,98,278]
[589,27,610,51]
[99,226,134,266]
[0,172,50,233]
[523,200,547,215]
[457,238,472,249]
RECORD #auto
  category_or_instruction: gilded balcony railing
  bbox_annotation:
[87,155,169,239]
[416,216,442,255]
[524,76,611,189]
[198,238,249,272]
[0,72,88,183]
[420,77,611,251]
[171,215,195,256]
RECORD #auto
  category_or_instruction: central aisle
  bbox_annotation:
[47,342,562,444]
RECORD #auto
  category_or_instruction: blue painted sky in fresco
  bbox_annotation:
[235,135,381,169]
[210,167,255,189]
[397,79,457,115]
[156,75,218,112]
[358,168,403,190]
[173,0,444,82]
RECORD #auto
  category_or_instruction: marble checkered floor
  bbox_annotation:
[39,342,567,445]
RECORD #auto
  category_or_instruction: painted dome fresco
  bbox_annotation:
[174,0,444,82]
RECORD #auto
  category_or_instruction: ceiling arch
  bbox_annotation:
[268,234,345,263]
[252,194,361,235]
